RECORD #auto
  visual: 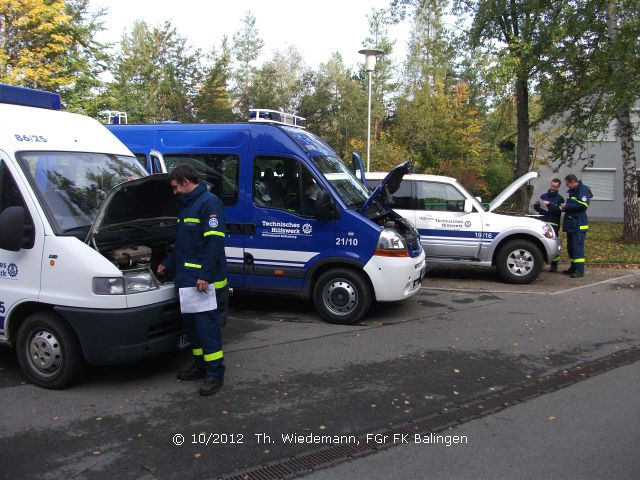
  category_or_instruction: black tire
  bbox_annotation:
[313,268,372,324]
[16,312,86,389]
[496,239,544,284]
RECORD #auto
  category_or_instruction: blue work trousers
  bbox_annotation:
[182,307,225,378]
[566,231,587,272]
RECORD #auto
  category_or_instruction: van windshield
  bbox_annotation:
[16,151,146,234]
[311,156,369,208]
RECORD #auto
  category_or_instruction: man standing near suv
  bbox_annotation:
[534,178,564,272]
[560,174,593,278]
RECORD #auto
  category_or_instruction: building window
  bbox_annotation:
[581,168,615,201]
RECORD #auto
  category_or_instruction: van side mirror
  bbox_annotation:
[0,206,25,251]
[463,199,474,214]
[314,190,339,221]
[351,152,366,185]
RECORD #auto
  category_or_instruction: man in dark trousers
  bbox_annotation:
[534,178,564,272]
[157,164,227,396]
[560,174,593,278]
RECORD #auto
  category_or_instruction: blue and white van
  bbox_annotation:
[108,111,425,325]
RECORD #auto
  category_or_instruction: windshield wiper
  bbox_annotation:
[100,224,150,234]
[61,225,90,234]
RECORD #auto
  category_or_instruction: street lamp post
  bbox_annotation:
[359,48,384,173]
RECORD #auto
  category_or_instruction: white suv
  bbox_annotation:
[366,169,561,284]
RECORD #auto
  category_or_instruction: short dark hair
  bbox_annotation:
[564,174,578,183]
[551,178,561,186]
[169,163,199,184]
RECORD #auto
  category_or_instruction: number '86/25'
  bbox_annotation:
[15,134,47,142]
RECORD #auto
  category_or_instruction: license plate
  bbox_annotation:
[177,334,190,350]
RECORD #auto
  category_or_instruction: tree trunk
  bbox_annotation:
[514,76,532,212]
[606,4,640,242]
[616,103,640,242]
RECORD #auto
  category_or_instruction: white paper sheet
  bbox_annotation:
[178,285,217,313]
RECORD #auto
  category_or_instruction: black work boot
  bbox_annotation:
[549,262,558,273]
[562,266,575,274]
[200,376,224,396]
[177,363,206,381]
[570,270,585,278]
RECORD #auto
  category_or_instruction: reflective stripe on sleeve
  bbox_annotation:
[203,230,225,237]
[184,262,202,269]
[192,348,203,356]
[204,350,223,362]
[570,196,589,208]
[183,218,201,223]
[579,225,589,230]
[214,279,228,289]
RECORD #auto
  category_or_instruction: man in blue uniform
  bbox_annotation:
[157,164,227,396]
[560,174,592,278]
[533,178,564,272]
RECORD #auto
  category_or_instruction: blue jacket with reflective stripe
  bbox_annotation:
[162,182,227,288]
[533,190,564,227]
[563,181,592,232]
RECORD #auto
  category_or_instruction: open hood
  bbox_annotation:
[488,171,538,212]
[360,160,413,213]
[85,173,182,244]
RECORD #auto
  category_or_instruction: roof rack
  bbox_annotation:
[99,110,128,125]
[248,109,305,128]
[0,83,61,110]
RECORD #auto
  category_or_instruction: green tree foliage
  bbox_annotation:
[232,11,264,116]
[194,37,236,123]
[0,0,108,112]
[395,80,499,195]
[394,0,453,93]
[298,53,368,159]
[250,46,309,112]
[455,0,568,208]
[540,0,640,241]
[106,20,200,123]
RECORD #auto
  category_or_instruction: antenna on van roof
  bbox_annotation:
[248,109,305,128]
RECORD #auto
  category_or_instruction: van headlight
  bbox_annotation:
[375,228,409,257]
[542,223,555,239]
[93,277,124,295]
[93,269,158,295]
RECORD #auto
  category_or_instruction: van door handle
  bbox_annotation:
[244,224,256,234]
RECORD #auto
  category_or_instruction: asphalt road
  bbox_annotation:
[1,266,638,479]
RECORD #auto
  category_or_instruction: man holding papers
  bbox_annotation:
[158,164,227,396]
[533,178,564,272]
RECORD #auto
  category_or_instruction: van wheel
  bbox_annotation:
[496,240,543,284]
[16,312,86,389]
[313,268,372,325]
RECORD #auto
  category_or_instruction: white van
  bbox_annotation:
[366,172,562,284]
[0,85,185,388]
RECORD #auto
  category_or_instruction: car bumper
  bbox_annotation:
[54,299,183,365]
[544,237,562,262]
[364,251,426,302]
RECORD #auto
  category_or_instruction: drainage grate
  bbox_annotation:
[221,345,640,480]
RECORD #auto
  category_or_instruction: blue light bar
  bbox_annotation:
[0,83,61,110]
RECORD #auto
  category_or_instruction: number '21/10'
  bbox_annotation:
[336,237,358,246]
